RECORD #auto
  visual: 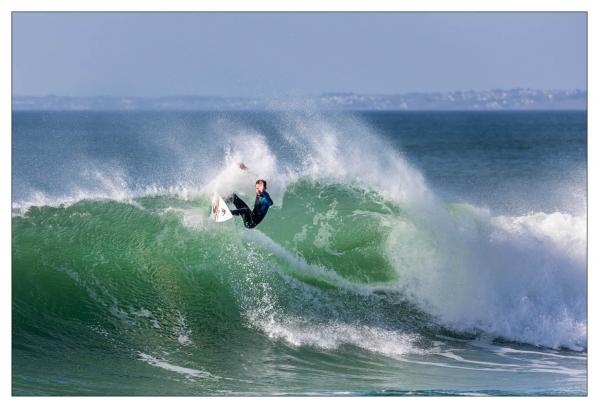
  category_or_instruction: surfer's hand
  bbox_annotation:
[239,162,248,170]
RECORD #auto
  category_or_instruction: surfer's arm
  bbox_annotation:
[238,162,260,178]
[264,192,274,206]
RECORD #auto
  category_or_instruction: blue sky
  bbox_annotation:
[12,12,587,97]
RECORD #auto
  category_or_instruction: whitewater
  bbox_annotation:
[12,110,586,395]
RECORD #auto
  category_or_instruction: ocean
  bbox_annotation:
[12,110,587,395]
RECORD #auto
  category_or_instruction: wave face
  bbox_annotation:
[12,111,587,395]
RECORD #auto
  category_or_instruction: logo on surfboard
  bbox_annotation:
[210,192,233,222]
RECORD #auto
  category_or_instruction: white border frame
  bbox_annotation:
[2,1,594,408]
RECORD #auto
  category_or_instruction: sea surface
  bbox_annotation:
[12,110,587,395]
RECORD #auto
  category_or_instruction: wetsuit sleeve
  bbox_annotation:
[264,192,273,206]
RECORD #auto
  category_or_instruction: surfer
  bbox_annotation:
[225,163,273,229]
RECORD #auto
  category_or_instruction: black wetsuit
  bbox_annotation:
[227,192,273,229]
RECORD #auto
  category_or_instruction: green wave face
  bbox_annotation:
[261,180,400,285]
[13,180,433,395]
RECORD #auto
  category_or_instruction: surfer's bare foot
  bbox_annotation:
[239,162,248,170]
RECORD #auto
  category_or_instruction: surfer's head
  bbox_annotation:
[255,179,267,194]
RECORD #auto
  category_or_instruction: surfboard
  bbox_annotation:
[210,192,233,222]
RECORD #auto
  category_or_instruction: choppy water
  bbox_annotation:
[12,110,587,395]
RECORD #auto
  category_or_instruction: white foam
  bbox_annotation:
[386,206,587,350]
[493,211,586,260]
[248,313,421,358]
[137,352,215,379]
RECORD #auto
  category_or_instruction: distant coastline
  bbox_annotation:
[12,88,586,111]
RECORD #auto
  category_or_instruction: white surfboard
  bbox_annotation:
[210,192,233,222]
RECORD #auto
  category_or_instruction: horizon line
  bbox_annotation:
[12,88,588,99]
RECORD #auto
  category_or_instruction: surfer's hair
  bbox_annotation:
[256,179,267,189]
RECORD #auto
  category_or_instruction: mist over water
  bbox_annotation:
[12,110,587,395]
